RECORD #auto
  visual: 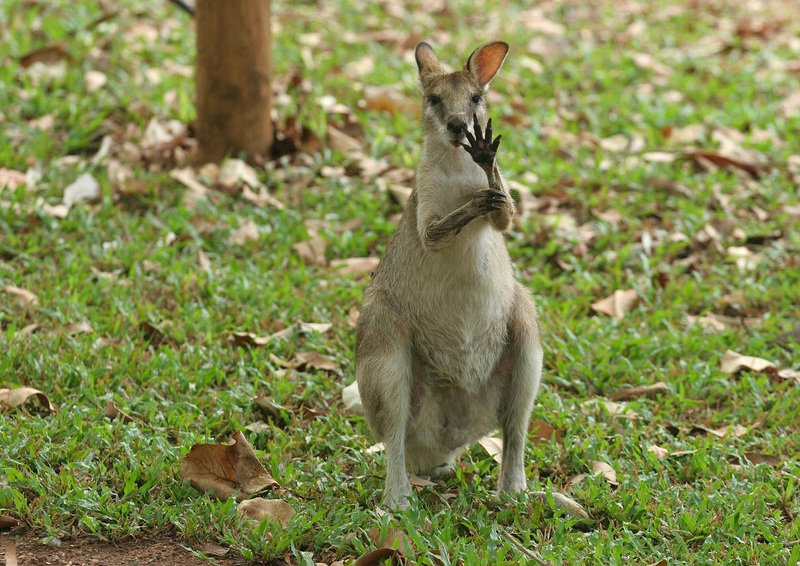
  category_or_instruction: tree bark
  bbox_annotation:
[195,0,272,163]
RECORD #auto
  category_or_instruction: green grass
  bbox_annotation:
[1,0,799,564]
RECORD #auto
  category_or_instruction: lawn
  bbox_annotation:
[1,0,799,564]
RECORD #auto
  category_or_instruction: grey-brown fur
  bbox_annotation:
[356,41,542,509]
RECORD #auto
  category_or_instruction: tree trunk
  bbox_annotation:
[195,0,272,163]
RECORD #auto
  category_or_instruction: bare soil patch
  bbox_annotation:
[1,530,253,566]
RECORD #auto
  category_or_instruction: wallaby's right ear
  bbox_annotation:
[415,42,443,78]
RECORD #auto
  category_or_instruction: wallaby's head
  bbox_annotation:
[415,41,508,149]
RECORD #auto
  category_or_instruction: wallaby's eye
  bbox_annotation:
[427,95,441,105]
[471,94,482,104]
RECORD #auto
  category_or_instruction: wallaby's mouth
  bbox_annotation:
[449,133,466,147]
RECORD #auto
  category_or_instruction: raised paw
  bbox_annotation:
[461,113,502,169]
[473,188,508,215]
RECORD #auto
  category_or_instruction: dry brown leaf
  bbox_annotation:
[733,452,781,466]
[684,150,767,178]
[365,442,384,455]
[0,387,56,413]
[687,314,728,333]
[778,368,800,384]
[50,322,93,336]
[582,398,638,419]
[294,351,338,372]
[63,173,100,207]
[3,285,39,306]
[198,543,229,557]
[629,51,673,77]
[529,491,590,520]
[347,307,360,327]
[591,289,638,319]
[647,445,669,461]
[170,167,210,196]
[342,381,364,415]
[409,475,436,488]
[330,256,380,277]
[691,424,749,439]
[720,350,776,375]
[779,91,800,118]
[237,497,295,527]
[328,126,363,153]
[293,237,327,267]
[591,461,618,486]
[607,382,670,401]
[228,220,260,245]
[230,331,271,348]
[19,43,70,67]
[179,431,277,500]
[478,434,503,464]
[368,526,414,557]
[529,419,558,443]
[85,70,107,92]
[0,514,18,530]
[361,85,419,117]
[388,184,412,207]
[0,168,27,191]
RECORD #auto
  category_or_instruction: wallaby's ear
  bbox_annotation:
[415,42,443,77]
[465,41,509,89]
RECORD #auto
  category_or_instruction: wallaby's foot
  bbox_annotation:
[499,471,527,494]
[429,463,456,480]
[461,113,501,170]
[383,478,412,510]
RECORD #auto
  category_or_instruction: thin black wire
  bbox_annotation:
[166,0,194,16]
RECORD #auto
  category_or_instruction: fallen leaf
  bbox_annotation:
[361,85,418,117]
[409,475,437,488]
[244,421,271,434]
[0,514,18,530]
[684,150,767,178]
[529,491,590,520]
[779,91,800,118]
[629,51,673,77]
[591,461,618,486]
[0,168,27,191]
[294,351,338,372]
[328,126,363,153]
[365,442,384,455]
[230,331,271,348]
[647,445,669,461]
[18,43,70,67]
[529,418,558,443]
[388,184,412,207]
[170,167,210,196]
[591,289,638,319]
[0,387,56,413]
[720,350,776,375]
[778,368,800,384]
[63,173,101,207]
[368,526,414,557]
[84,70,107,92]
[217,158,260,191]
[347,307,360,327]
[607,382,670,401]
[330,256,380,277]
[293,237,327,266]
[237,497,295,527]
[179,431,277,500]
[342,381,364,415]
[691,424,749,438]
[478,435,503,464]
[730,452,781,466]
[198,543,229,557]
[581,398,638,418]
[3,285,39,306]
[687,314,728,333]
[50,322,93,336]
[228,220,260,245]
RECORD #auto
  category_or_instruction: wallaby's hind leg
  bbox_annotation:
[498,285,543,494]
[356,293,414,509]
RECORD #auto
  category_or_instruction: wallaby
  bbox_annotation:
[355,40,542,510]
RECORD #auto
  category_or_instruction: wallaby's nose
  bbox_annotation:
[446,118,466,134]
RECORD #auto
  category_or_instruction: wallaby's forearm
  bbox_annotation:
[422,201,482,251]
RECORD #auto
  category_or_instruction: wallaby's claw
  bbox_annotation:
[474,188,508,214]
[461,113,502,169]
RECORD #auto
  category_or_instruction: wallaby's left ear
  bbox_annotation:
[465,41,509,89]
